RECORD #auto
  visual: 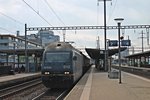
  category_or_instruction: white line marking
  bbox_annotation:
[80,68,93,100]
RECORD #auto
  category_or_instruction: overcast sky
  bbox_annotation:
[0,0,150,49]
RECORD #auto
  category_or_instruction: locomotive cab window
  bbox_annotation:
[44,52,71,63]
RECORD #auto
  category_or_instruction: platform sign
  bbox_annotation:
[108,40,118,47]
[121,40,131,46]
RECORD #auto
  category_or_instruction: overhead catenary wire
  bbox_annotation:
[0,11,24,25]
[0,27,16,34]
[37,0,40,14]
[44,0,83,45]
[44,0,74,41]
[44,0,66,26]
[107,0,118,24]
[22,0,68,42]
[22,0,85,46]
[22,0,53,27]
[0,11,24,34]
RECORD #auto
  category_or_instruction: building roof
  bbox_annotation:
[0,49,44,56]
[85,47,127,59]
[125,50,150,58]
[0,34,42,46]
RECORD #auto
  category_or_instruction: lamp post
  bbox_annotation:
[25,24,28,72]
[13,41,16,71]
[98,0,111,71]
[32,54,35,72]
[106,39,111,75]
[114,18,124,84]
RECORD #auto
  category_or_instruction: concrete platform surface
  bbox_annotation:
[65,66,150,100]
[0,72,40,87]
[0,72,40,82]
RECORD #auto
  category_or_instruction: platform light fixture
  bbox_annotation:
[114,18,124,84]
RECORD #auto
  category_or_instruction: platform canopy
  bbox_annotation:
[85,47,127,59]
[125,50,150,58]
[0,49,44,56]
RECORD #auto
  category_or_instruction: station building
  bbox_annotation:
[37,30,60,47]
[0,30,60,73]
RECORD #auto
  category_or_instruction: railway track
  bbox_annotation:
[0,78,42,99]
[32,88,68,100]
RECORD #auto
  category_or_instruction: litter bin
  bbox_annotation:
[108,70,119,79]
[9,70,15,75]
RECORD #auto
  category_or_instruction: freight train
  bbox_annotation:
[41,42,91,88]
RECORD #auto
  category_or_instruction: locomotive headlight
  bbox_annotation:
[45,72,50,75]
[64,71,70,74]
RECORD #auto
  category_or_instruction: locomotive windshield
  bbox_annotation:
[44,52,70,63]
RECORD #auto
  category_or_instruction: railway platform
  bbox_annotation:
[64,65,150,100]
[0,72,41,88]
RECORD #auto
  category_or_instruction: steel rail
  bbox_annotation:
[32,89,67,100]
[0,78,42,99]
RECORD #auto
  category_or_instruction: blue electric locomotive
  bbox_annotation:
[41,42,86,88]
